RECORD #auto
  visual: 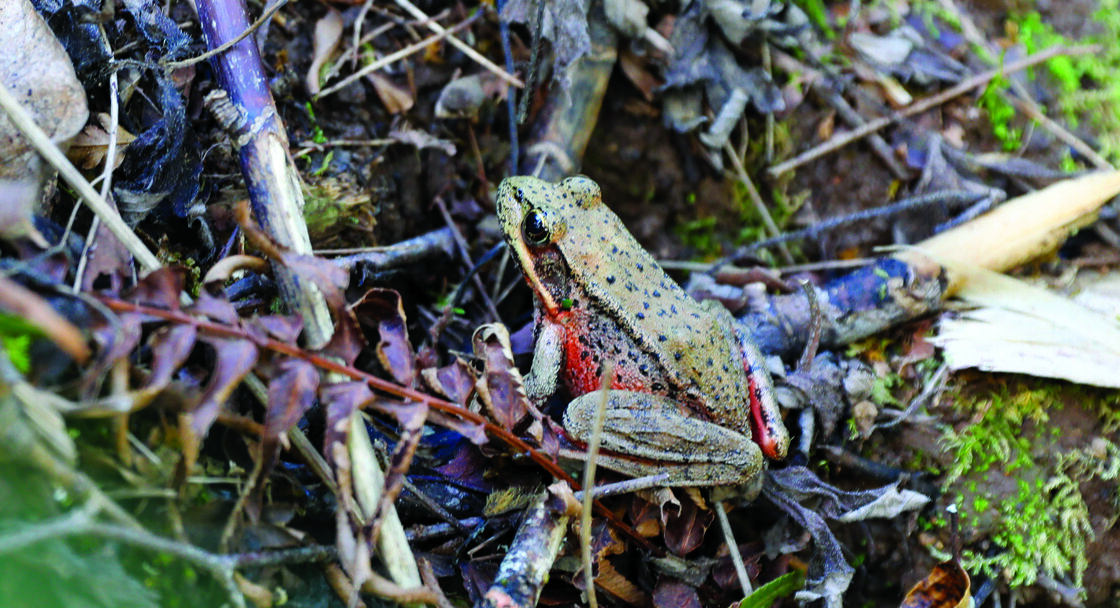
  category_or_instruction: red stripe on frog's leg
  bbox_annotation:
[739,329,790,461]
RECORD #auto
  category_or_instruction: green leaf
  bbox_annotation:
[735,571,806,608]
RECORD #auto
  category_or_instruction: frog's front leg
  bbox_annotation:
[563,392,763,487]
[524,319,565,405]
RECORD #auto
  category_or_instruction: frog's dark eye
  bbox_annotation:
[522,210,550,245]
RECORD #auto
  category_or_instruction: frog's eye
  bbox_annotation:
[522,209,550,245]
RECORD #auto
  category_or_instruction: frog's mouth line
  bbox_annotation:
[505,236,562,317]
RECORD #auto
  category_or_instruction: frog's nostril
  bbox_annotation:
[515,188,525,204]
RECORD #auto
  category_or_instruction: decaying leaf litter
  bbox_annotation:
[2,0,1120,606]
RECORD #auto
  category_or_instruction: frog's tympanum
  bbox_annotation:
[497,176,790,486]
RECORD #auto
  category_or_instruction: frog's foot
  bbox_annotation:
[563,391,763,487]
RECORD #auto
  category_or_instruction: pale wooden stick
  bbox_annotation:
[392,0,523,88]
[0,83,161,272]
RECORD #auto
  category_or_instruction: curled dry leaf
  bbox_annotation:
[900,560,971,608]
[472,323,529,432]
[662,491,715,556]
[306,8,343,96]
[352,288,414,386]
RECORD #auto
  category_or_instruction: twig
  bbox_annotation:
[740,190,988,254]
[715,502,752,595]
[765,44,1100,178]
[723,141,794,264]
[165,0,289,69]
[580,364,614,608]
[293,138,394,159]
[0,82,161,272]
[75,70,122,290]
[316,14,480,100]
[392,0,523,88]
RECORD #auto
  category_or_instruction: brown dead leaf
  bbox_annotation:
[188,337,258,437]
[420,358,477,405]
[900,560,971,608]
[351,288,414,386]
[68,112,136,170]
[0,0,89,180]
[0,181,47,246]
[663,492,714,556]
[250,358,320,519]
[472,323,529,432]
[367,72,414,114]
[618,48,662,102]
[596,558,648,606]
[306,8,343,96]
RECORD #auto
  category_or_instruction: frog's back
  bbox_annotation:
[553,178,752,424]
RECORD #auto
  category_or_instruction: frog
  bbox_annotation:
[496,175,790,487]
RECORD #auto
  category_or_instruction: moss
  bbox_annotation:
[941,383,1097,590]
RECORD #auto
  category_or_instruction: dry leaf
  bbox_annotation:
[367,72,414,114]
[68,112,136,170]
[306,8,343,96]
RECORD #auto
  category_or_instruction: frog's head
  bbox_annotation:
[496,176,601,315]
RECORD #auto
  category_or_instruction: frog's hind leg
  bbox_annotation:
[563,391,763,487]
[735,329,790,461]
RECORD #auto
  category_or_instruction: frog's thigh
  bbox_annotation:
[564,392,762,486]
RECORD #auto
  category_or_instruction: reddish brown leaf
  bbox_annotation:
[189,289,240,324]
[368,401,427,542]
[124,267,184,310]
[652,576,701,608]
[250,358,320,518]
[84,311,143,396]
[320,381,375,464]
[712,542,763,592]
[472,324,529,432]
[144,324,197,390]
[352,288,414,386]
[251,314,304,344]
[627,496,662,538]
[428,410,489,446]
[80,219,132,294]
[663,493,714,556]
[420,358,477,405]
[187,337,258,437]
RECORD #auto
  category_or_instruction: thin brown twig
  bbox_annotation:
[765,44,1100,178]
[165,0,289,69]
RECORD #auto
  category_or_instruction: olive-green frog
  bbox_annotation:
[497,175,789,486]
